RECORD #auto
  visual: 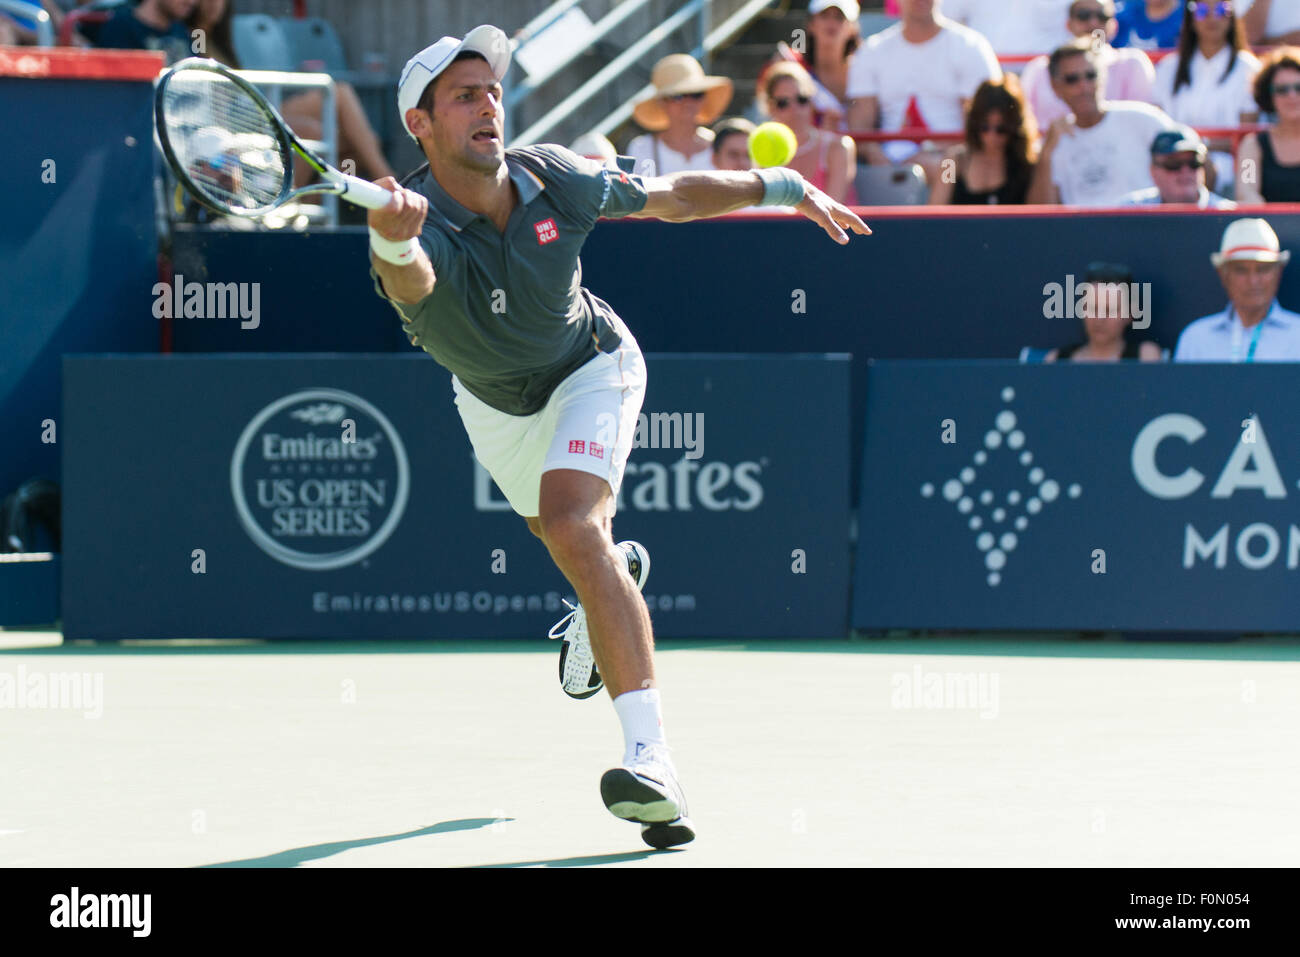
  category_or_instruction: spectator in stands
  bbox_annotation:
[1154,2,1259,193]
[943,0,1073,56]
[754,0,863,133]
[626,54,733,176]
[187,0,395,184]
[760,62,857,203]
[1020,1,1157,132]
[1029,38,1175,204]
[930,76,1038,204]
[189,0,237,65]
[1113,0,1183,49]
[1237,47,1300,203]
[1241,0,1300,45]
[846,0,1001,184]
[710,117,756,171]
[95,0,197,64]
[1121,126,1238,205]
[1046,263,1163,361]
[1174,217,1300,360]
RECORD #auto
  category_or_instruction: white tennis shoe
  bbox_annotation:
[547,541,650,699]
[600,742,696,849]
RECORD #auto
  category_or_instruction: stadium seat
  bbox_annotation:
[1018,346,1052,363]
[279,16,347,73]
[854,164,927,206]
[232,13,294,72]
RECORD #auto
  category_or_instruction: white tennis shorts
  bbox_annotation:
[452,334,647,518]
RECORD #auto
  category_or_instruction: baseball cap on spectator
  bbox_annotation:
[809,0,861,19]
[398,25,510,141]
[1151,126,1207,160]
[1210,218,1291,267]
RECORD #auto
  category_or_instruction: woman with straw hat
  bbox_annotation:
[626,54,734,175]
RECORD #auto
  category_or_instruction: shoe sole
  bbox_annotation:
[642,817,695,849]
[558,543,650,700]
[600,768,682,823]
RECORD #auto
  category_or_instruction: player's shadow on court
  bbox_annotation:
[474,849,683,868]
[199,818,505,868]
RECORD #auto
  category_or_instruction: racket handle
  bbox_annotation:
[338,175,394,210]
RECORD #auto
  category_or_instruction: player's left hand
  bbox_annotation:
[795,182,871,245]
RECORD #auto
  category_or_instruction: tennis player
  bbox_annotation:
[367,25,869,849]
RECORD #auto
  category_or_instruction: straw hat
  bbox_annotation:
[1210,218,1291,268]
[632,54,734,131]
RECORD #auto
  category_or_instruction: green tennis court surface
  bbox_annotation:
[3,631,1298,867]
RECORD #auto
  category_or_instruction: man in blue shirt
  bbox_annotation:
[95,0,197,64]
[1175,218,1300,361]
[367,26,869,849]
[1113,0,1183,49]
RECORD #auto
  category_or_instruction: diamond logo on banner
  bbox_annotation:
[920,387,1082,587]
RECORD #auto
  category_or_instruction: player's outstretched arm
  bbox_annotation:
[368,177,436,304]
[629,170,870,245]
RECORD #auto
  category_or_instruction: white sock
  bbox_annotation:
[613,688,667,765]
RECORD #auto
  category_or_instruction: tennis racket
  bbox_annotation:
[154,57,393,218]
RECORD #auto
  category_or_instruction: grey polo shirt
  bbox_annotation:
[371,144,650,415]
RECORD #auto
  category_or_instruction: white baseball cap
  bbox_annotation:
[397,25,511,141]
[809,0,861,19]
[1211,218,1291,267]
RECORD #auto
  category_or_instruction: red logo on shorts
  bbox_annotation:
[568,440,585,454]
[588,442,604,459]
[535,219,558,244]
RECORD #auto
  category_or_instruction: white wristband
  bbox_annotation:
[369,227,420,266]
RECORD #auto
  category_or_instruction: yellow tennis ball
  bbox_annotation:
[748,121,798,168]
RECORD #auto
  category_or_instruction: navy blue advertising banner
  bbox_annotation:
[63,354,850,640]
[854,361,1300,631]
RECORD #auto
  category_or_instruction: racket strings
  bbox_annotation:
[162,71,287,213]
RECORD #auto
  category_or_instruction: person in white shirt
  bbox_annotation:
[1021,1,1157,131]
[626,54,733,176]
[1119,126,1239,206]
[846,0,1001,183]
[1029,38,1175,204]
[1154,2,1260,192]
[1175,217,1300,361]
[943,0,1074,55]
[1239,0,1300,45]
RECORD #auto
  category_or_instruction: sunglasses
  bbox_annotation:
[1071,8,1112,23]
[1188,1,1232,19]
[1060,69,1099,85]
[667,91,706,102]
[1272,82,1300,96]
[980,123,1008,134]
[771,95,812,109]
[1156,156,1205,171]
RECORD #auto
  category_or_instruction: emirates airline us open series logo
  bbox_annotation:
[231,389,409,570]
[921,387,1082,587]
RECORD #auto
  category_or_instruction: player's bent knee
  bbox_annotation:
[538,509,603,564]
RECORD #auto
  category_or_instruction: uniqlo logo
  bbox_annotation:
[535,219,558,244]
[588,442,604,459]
[568,440,585,454]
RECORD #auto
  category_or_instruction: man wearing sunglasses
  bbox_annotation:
[1028,37,1176,205]
[1020,1,1157,130]
[1120,127,1237,207]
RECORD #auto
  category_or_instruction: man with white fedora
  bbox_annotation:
[365,25,869,850]
[625,54,734,175]
[1174,218,1300,362]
